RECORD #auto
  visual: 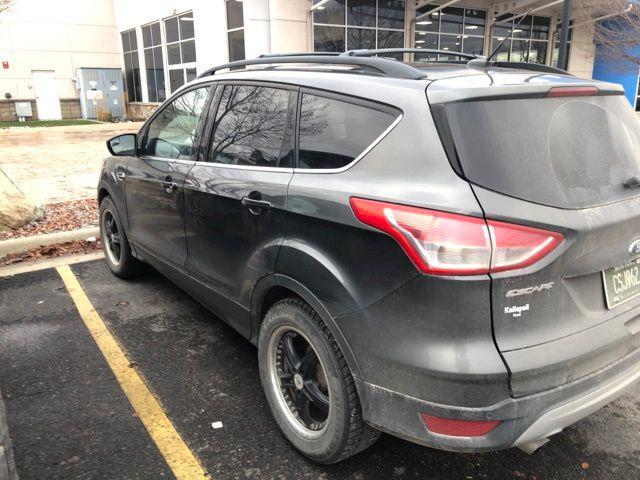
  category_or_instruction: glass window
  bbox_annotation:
[347,28,375,50]
[143,22,165,102]
[347,0,375,27]
[226,0,245,63]
[298,94,396,169]
[491,14,551,65]
[228,30,245,62]
[440,7,463,35]
[164,11,197,95]
[414,5,485,60]
[313,0,346,25]
[179,13,195,39]
[378,0,405,29]
[226,0,244,30]
[121,29,142,102]
[143,87,210,159]
[169,69,184,93]
[313,0,405,53]
[314,25,345,52]
[209,86,293,168]
[165,16,179,43]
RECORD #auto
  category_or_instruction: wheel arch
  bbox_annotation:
[250,274,363,383]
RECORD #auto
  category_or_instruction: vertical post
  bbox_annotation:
[557,0,572,70]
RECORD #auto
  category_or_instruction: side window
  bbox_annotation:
[208,85,293,168]
[298,94,397,170]
[142,86,210,159]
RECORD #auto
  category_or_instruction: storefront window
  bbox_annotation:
[313,0,405,57]
[414,6,486,61]
[491,14,551,65]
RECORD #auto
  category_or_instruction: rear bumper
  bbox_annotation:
[357,347,640,452]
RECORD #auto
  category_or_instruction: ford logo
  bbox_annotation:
[630,238,640,256]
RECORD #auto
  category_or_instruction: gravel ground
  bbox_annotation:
[0,122,143,205]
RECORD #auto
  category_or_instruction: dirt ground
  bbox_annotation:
[0,122,144,205]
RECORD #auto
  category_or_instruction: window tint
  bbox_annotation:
[143,87,210,159]
[208,85,293,168]
[298,94,396,170]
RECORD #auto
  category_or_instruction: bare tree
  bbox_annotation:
[577,0,640,72]
[0,0,13,13]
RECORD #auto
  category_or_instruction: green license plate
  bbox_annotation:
[602,259,640,309]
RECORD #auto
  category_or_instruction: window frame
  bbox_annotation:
[163,10,197,95]
[225,0,245,63]
[138,82,216,163]
[312,0,406,53]
[295,86,403,173]
[201,80,299,172]
[414,6,488,59]
[490,14,552,65]
[196,80,403,174]
[121,28,142,102]
[141,20,166,103]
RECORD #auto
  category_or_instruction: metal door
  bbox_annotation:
[32,71,61,120]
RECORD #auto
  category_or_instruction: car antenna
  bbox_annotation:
[486,8,534,63]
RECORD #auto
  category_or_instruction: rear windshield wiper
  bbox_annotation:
[623,175,640,189]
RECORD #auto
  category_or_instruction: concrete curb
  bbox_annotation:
[0,226,99,258]
[0,388,18,480]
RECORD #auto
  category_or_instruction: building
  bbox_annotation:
[0,0,121,121]
[0,0,638,121]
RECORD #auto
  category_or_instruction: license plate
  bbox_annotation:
[602,259,640,309]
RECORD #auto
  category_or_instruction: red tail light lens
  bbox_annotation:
[546,86,599,98]
[421,414,501,437]
[349,198,563,276]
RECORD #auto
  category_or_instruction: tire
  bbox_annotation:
[258,298,380,464]
[99,196,142,278]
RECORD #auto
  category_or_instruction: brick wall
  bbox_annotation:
[127,102,160,121]
[0,388,18,480]
[0,99,81,121]
[60,99,81,119]
[0,100,38,122]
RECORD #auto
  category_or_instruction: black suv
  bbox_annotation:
[99,50,640,463]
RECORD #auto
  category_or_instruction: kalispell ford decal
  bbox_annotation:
[504,304,530,317]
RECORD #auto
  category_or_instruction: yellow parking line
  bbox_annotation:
[56,265,209,480]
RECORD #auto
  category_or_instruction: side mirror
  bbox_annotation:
[107,133,137,156]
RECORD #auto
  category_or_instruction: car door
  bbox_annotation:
[125,85,212,267]
[182,82,296,336]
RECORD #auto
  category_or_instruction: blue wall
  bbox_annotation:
[592,43,640,107]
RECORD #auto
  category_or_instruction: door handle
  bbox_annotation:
[241,196,272,213]
[161,177,178,193]
[116,171,125,181]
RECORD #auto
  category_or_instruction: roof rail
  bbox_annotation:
[342,48,478,60]
[258,52,341,58]
[467,58,571,75]
[196,55,427,80]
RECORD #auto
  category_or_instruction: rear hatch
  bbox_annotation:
[428,70,640,396]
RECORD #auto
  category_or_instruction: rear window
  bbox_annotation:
[298,94,397,170]
[442,94,640,209]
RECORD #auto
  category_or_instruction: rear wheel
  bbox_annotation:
[99,196,141,278]
[258,298,379,464]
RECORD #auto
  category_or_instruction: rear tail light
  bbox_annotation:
[421,414,501,437]
[349,198,563,276]
[546,86,599,98]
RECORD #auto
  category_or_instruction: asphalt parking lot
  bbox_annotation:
[1,259,639,480]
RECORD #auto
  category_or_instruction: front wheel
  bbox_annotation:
[99,196,142,278]
[258,298,380,464]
